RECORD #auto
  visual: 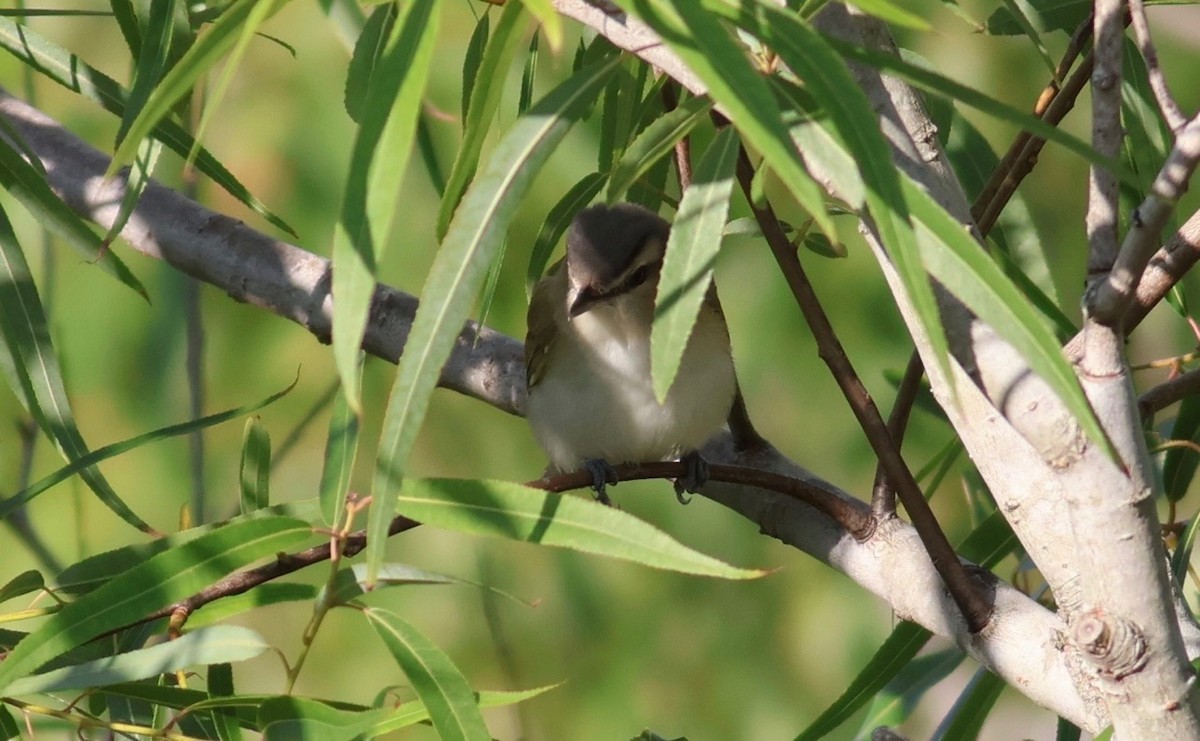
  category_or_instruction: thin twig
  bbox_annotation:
[735,150,992,632]
[976,51,1095,235]
[1140,367,1200,419]
[973,15,1094,231]
[872,352,924,518]
[533,461,875,537]
[1128,0,1187,132]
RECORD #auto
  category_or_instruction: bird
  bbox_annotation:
[524,202,737,504]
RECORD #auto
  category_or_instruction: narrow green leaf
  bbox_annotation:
[207,661,240,741]
[331,0,439,411]
[1057,716,1083,741]
[99,137,163,258]
[108,0,141,56]
[825,36,1136,184]
[1,379,297,523]
[0,571,44,604]
[0,517,311,692]
[934,669,1005,738]
[830,0,931,29]
[772,79,866,210]
[992,0,1058,74]
[795,509,1016,739]
[651,125,739,402]
[526,171,606,294]
[0,203,153,532]
[344,3,395,125]
[461,10,490,120]
[365,54,621,585]
[742,3,954,402]
[902,176,1121,465]
[364,608,491,741]
[619,0,834,237]
[1171,509,1200,587]
[109,0,292,173]
[188,583,319,628]
[983,0,1190,34]
[795,622,932,740]
[396,478,765,579]
[0,17,295,235]
[436,1,531,241]
[3,626,270,696]
[259,696,390,740]
[239,416,272,515]
[116,0,178,145]
[1165,397,1200,502]
[55,500,320,595]
[0,136,146,297]
[363,685,559,737]
[855,649,965,735]
[518,31,539,114]
[606,94,713,203]
[318,371,362,529]
[518,0,562,52]
[0,706,15,739]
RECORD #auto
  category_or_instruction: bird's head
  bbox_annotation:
[564,202,670,319]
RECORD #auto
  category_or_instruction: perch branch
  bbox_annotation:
[1127,0,1187,133]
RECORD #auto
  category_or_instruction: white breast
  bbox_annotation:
[526,296,736,474]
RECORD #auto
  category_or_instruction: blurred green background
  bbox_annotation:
[1,1,1199,738]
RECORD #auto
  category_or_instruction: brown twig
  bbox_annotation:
[142,514,421,631]
[532,460,875,537]
[1122,208,1200,329]
[1128,0,1187,133]
[1139,367,1200,419]
[973,16,1094,231]
[735,150,992,632]
[871,352,924,518]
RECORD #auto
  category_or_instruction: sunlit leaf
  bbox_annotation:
[651,125,739,402]
[0,517,311,692]
[364,608,491,741]
[4,626,270,696]
[902,176,1120,464]
[318,369,362,529]
[526,172,607,293]
[396,478,765,579]
[331,0,440,411]
[617,0,834,237]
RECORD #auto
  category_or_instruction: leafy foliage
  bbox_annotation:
[0,0,1198,738]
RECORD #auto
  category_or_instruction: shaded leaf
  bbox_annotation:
[239,416,272,514]
[0,203,153,532]
[461,10,489,119]
[526,171,607,293]
[344,3,396,124]
[0,571,44,605]
[934,669,1005,738]
[319,368,362,529]
[1,379,296,522]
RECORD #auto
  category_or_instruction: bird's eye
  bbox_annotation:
[627,264,652,288]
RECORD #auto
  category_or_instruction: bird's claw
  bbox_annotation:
[585,458,619,507]
[673,451,709,504]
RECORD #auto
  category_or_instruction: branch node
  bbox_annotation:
[1073,608,1150,680]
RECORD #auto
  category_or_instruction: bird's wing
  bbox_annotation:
[525,263,565,389]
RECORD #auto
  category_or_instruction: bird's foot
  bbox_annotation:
[673,451,709,504]
[584,458,619,507]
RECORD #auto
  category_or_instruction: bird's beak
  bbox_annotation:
[567,284,600,320]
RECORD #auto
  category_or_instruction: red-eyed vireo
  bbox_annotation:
[525,202,737,504]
